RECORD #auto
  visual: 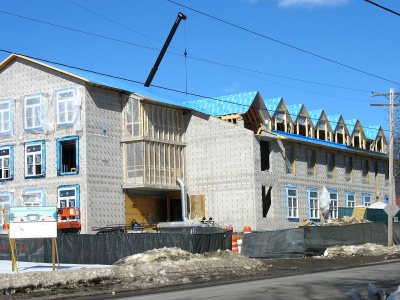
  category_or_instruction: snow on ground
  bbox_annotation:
[324,243,400,258]
[0,248,268,296]
[0,260,108,274]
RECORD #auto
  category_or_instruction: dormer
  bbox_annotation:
[287,104,313,137]
[265,98,294,133]
[364,125,387,153]
[309,110,332,141]
[328,115,349,145]
[346,119,366,149]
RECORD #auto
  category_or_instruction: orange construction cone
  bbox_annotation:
[243,226,252,234]
[232,234,239,253]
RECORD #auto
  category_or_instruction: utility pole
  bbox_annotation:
[371,88,400,246]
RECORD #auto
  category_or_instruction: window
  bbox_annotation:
[25,141,45,178]
[260,141,270,171]
[24,94,45,131]
[57,136,79,175]
[56,88,77,126]
[384,195,389,204]
[345,156,353,181]
[262,186,272,218]
[0,99,13,135]
[125,97,142,138]
[306,149,316,176]
[362,193,371,207]
[308,189,319,220]
[346,192,355,207]
[0,191,13,228]
[329,191,338,219]
[58,185,80,209]
[0,146,13,181]
[22,188,45,206]
[361,159,369,184]
[327,152,335,179]
[285,144,295,175]
[286,187,298,220]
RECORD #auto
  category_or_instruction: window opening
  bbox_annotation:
[0,148,11,180]
[362,159,369,183]
[329,191,338,219]
[58,138,78,174]
[346,193,355,207]
[306,149,316,176]
[260,141,270,171]
[0,100,11,134]
[337,133,344,144]
[327,152,335,179]
[308,190,319,220]
[262,186,272,218]
[345,156,353,181]
[25,143,44,177]
[285,144,294,174]
[286,188,298,219]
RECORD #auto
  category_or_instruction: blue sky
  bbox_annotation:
[0,0,398,131]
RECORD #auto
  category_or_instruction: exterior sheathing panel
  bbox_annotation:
[255,139,389,230]
[185,112,256,231]
[84,86,125,231]
[0,59,89,231]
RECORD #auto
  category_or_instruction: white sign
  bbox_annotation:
[9,207,57,239]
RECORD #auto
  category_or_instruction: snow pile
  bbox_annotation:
[324,243,400,258]
[324,216,369,226]
[0,248,268,296]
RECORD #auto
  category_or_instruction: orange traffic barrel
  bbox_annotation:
[225,225,233,231]
[232,234,239,253]
[243,226,252,234]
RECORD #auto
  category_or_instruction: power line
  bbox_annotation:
[166,0,400,86]
[0,48,386,132]
[0,8,374,95]
[363,0,400,17]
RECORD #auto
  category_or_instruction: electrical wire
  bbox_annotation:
[363,0,400,17]
[0,7,374,94]
[0,48,387,132]
[166,0,400,86]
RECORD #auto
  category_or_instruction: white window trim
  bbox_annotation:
[329,191,338,219]
[24,94,44,130]
[346,192,355,207]
[22,188,45,206]
[308,189,319,220]
[56,88,76,126]
[362,193,371,207]
[286,187,298,219]
[0,99,11,134]
[58,186,78,208]
[0,147,11,180]
[25,142,44,177]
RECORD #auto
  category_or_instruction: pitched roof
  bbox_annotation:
[308,109,323,127]
[327,115,341,130]
[286,104,303,121]
[345,119,358,135]
[0,54,188,107]
[182,91,258,116]
[264,97,282,115]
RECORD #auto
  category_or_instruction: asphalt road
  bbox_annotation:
[116,260,400,300]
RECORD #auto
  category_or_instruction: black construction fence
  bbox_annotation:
[0,231,232,265]
[242,223,400,258]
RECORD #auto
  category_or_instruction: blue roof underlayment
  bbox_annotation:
[182,91,258,116]
[345,119,358,135]
[286,104,302,121]
[264,97,282,115]
[327,115,341,130]
[308,109,323,127]
[364,125,381,140]
[273,131,387,158]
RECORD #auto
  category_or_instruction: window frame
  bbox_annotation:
[326,152,335,179]
[56,87,77,128]
[24,140,46,178]
[307,188,320,221]
[21,187,46,207]
[306,149,316,176]
[0,99,13,136]
[286,186,299,221]
[24,94,45,132]
[0,145,13,181]
[329,190,338,219]
[285,144,295,175]
[57,136,79,176]
[58,185,80,209]
[362,193,371,207]
[345,156,353,182]
[346,192,355,207]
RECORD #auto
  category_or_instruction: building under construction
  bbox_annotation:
[0,54,389,233]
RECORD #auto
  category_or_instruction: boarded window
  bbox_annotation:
[260,141,270,171]
[262,186,272,218]
[306,149,316,176]
[285,144,294,174]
